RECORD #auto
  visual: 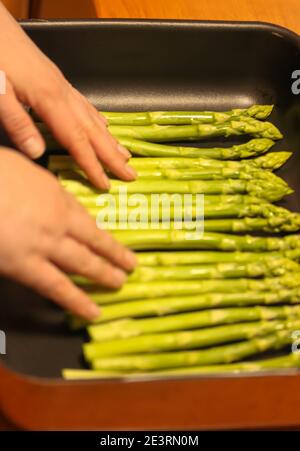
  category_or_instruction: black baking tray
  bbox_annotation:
[1,19,300,430]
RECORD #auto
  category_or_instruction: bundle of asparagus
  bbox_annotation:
[46,104,300,379]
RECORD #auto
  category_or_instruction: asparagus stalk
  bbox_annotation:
[62,369,125,379]
[200,217,300,233]
[52,162,287,184]
[91,328,294,372]
[84,319,297,360]
[87,203,300,225]
[109,117,283,142]
[62,353,300,379]
[154,353,300,375]
[135,248,300,266]
[117,137,275,159]
[49,151,291,174]
[201,217,300,233]
[72,258,299,287]
[131,152,291,172]
[101,105,274,125]
[84,286,300,325]
[88,305,300,343]
[110,231,300,251]
[77,194,268,209]
[97,216,300,234]
[122,167,278,181]
[126,259,300,283]
[53,163,288,183]
[72,252,300,287]
[60,171,292,202]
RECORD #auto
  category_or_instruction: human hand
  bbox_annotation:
[0,149,137,319]
[0,3,136,190]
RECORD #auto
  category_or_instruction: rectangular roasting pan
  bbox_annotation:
[1,19,300,430]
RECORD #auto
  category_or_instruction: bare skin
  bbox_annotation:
[0,149,137,319]
[0,4,137,319]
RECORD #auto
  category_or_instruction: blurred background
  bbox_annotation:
[2,0,300,34]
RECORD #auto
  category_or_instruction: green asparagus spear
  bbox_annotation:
[84,319,297,359]
[77,194,268,210]
[135,248,300,266]
[84,286,300,325]
[154,353,300,375]
[126,259,300,283]
[62,353,300,379]
[130,167,273,181]
[131,152,291,171]
[49,151,291,174]
[96,216,300,234]
[62,369,125,379]
[72,252,300,287]
[52,163,285,182]
[72,258,299,287]
[60,171,292,202]
[109,118,283,142]
[86,203,300,226]
[110,231,300,251]
[101,105,273,125]
[117,137,275,159]
[88,305,300,343]
[201,217,300,233]
[200,217,300,233]
[122,167,277,181]
[91,328,294,372]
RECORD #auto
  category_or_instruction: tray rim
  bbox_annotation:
[19,18,300,44]
[2,362,300,430]
[17,17,300,36]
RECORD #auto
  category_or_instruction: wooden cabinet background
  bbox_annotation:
[2,0,30,18]
[2,0,300,34]
[95,0,300,34]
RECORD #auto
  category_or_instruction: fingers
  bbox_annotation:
[71,87,107,127]
[34,91,111,190]
[30,75,134,188]
[71,87,131,161]
[65,192,137,272]
[51,236,127,289]
[0,79,45,158]
[21,257,100,320]
[69,88,135,180]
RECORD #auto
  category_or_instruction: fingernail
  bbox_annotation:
[22,137,45,159]
[117,144,131,159]
[86,302,101,320]
[125,250,137,270]
[111,267,127,286]
[125,165,137,179]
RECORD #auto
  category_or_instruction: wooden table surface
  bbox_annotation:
[1,0,300,431]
